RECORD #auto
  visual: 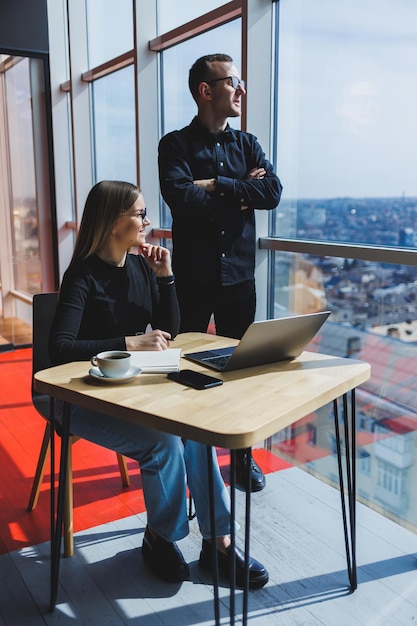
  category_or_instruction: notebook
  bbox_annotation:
[184,311,331,372]
[130,348,181,373]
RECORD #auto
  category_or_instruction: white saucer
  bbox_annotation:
[88,365,142,383]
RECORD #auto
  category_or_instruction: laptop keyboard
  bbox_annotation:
[203,355,230,368]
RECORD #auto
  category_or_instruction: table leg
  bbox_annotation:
[207,445,220,625]
[241,446,251,626]
[49,398,55,576]
[50,401,71,611]
[206,446,252,625]
[230,449,236,623]
[227,448,252,625]
[333,389,357,591]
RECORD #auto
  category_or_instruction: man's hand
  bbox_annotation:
[246,167,266,180]
[193,178,216,193]
[240,167,266,210]
[194,169,265,209]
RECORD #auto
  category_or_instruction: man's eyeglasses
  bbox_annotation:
[206,76,245,91]
[120,207,147,221]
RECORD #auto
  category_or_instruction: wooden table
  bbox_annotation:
[34,332,371,624]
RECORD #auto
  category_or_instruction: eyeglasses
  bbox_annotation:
[206,76,245,91]
[120,207,147,221]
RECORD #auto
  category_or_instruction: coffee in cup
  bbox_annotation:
[90,350,132,378]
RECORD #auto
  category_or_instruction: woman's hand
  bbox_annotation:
[140,243,173,277]
[125,329,171,351]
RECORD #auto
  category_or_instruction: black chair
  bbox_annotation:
[27,292,130,556]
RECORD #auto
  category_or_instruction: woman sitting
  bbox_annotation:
[49,180,268,589]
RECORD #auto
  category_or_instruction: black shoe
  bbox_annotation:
[142,526,189,583]
[235,450,266,492]
[199,539,269,590]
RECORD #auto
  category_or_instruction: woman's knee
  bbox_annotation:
[137,431,185,469]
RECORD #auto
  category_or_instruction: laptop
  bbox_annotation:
[184,310,331,372]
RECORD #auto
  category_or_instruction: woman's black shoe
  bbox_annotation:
[142,526,189,582]
[199,539,269,589]
[235,450,266,492]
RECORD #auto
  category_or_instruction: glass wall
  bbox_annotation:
[269,250,417,531]
[86,0,133,67]
[91,65,136,183]
[157,0,226,34]
[46,0,417,533]
[274,0,417,247]
[269,0,417,532]
[4,57,41,295]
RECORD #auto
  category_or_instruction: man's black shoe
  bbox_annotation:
[199,539,269,590]
[142,526,189,582]
[235,450,266,492]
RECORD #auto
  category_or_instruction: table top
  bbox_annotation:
[34,332,371,449]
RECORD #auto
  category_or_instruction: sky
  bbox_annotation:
[277,0,417,199]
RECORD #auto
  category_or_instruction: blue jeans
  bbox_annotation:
[56,401,233,542]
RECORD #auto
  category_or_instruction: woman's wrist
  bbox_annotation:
[156,274,175,285]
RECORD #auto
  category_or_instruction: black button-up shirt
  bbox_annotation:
[158,116,282,287]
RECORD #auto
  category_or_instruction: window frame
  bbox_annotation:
[0,49,58,306]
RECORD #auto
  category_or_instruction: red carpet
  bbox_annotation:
[0,348,291,555]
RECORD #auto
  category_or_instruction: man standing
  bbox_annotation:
[158,53,282,491]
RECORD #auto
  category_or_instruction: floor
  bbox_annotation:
[1,348,417,624]
[1,468,417,625]
[0,316,32,349]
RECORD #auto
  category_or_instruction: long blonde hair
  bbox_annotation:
[69,180,139,267]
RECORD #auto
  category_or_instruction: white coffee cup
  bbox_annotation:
[90,350,132,378]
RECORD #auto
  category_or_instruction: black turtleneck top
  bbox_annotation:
[49,253,180,365]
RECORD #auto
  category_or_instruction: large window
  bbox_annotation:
[157,0,227,33]
[91,66,136,183]
[269,249,417,531]
[274,0,417,247]
[43,0,417,534]
[1,57,44,295]
[268,1,417,533]
[86,0,133,68]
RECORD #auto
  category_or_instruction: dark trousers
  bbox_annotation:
[176,279,256,340]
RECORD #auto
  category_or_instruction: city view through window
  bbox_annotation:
[271,249,417,533]
[271,0,417,532]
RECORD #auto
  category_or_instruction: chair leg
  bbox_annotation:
[117,453,130,487]
[29,426,129,557]
[27,423,51,511]
[64,445,74,557]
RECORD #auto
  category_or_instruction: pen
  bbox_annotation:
[135,331,174,341]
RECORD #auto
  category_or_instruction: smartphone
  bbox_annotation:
[167,369,223,390]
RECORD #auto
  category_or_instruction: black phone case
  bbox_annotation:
[167,370,223,390]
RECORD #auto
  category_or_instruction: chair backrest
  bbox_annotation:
[32,292,59,375]
[32,293,59,415]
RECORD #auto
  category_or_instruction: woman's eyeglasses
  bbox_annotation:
[120,207,147,221]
